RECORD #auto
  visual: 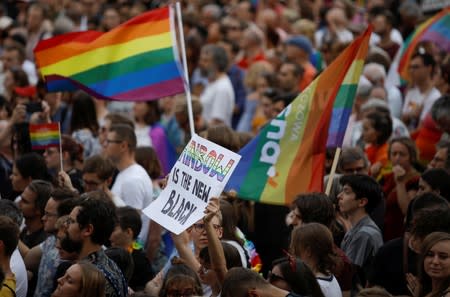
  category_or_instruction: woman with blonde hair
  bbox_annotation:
[51,262,106,297]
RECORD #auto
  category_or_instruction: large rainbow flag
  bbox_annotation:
[29,123,60,150]
[225,27,372,205]
[398,8,450,82]
[34,6,185,101]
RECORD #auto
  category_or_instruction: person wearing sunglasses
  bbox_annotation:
[268,257,324,297]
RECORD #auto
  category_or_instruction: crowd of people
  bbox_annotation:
[0,0,449,297]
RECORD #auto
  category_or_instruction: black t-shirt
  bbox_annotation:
[129,249,154,291]
[368,237,418,296]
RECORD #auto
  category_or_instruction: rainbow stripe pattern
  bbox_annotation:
[225,27,371,205]
[29,123,60,150]
[34,7,184,101]
[398,8,449,82]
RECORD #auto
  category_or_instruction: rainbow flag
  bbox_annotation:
[34,7,185,101]
[225,27,371,205]
[29,123,60,150]
[398,8,450,82]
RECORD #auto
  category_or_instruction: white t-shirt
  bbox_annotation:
[200,75,235,127]
[135,126,152,147]
[317,274,342,297]
[11,248,28,297]
[112,163,154,243]
[402,86,441,123]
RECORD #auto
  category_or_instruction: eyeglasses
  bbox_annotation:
[192,223,221,232]
[342,166,366,174]
[105,139,123,144]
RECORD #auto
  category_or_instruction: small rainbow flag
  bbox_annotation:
[398,8,450,82]
[225,27,371,205]
[29,123,60,150]
[34,6,184,101]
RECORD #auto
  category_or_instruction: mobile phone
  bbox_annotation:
[26,102,43,114]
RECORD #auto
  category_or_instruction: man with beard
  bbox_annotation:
[199,44,235,127]
[18,180,53,251]
[65,191,127,297]
[24,188,78,297]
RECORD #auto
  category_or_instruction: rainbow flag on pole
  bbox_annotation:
[398,8,450,82]
[34,6,185,101]
[225,27,372,205]
[29,123,60,150]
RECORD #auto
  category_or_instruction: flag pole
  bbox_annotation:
[58,122,63,173]
[325,147,341,196]
[175,2,196,136]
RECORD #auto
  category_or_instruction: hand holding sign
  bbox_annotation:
[204,197,220,223]
[143,134,241,235]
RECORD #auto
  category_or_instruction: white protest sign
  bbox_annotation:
[143,134,241,235]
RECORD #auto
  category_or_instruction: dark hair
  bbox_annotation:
[116,207,142,240]
[75,191,117,245]
[50,187,79,216]
[291,223,339,274]
[388,137,418,165]
[82,155,116,181]
[356,286,393,297]
[15,152,51,181]
[271,257,325,297]
[364,111,392,145]
[436,139,450,171]
[272,92,297,107]
[411,52,436,74]
[137,101,160,126]
[61,135,84,164]
[0,216,20,257]
[410,208,450,241]
[4,45,26,63]
[70,91,99,136]
[281,61,305,78]
[421,168,450,201]
[199,241,243,270]
[109,124,137,152]
[340,174,383,213]
[105,247,134,282]
[292,193,335,227]
[0,200,23,227]
[418,232,450,297]
[135,147,162,180]
[222,267,268,297]
[431,95,450,124]
[404,192,449,231]
[27,180,53,215]
[9,68,29,87]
